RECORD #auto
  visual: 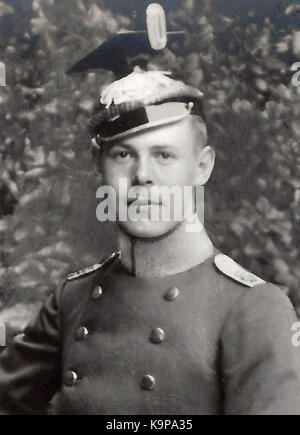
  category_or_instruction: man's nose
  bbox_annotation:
[133,156,153,186]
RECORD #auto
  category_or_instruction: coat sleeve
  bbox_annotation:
[220,283,300,415]
[0,280,66,415]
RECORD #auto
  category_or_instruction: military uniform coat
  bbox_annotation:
[0,251,300,415]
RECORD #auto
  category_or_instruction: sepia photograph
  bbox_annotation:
[0,0,300,417]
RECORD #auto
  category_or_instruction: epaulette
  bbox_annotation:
[214,254,266,288]
[67,251,121,281]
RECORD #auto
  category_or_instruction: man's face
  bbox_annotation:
[100,115,212,238]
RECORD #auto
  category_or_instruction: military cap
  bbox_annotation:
[67,3,205,145]
[88,68,204,144]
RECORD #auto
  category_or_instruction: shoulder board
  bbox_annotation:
[67,250,121,281]
[214,254,266,288]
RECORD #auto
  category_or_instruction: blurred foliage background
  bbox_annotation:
[0,0,299,332]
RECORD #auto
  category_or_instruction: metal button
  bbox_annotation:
[91,285,103,300]
[75,326,89,341]
[164,286,180,301]
[150,327,165,344]
[63,371,78,387]
[141,374,156,391]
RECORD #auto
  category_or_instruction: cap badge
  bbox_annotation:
[100,67,173,109]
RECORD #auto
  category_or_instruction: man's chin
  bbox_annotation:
[118,219,179,239]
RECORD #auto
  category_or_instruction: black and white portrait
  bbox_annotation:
[0,0,300,417]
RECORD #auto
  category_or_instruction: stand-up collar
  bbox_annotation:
[117,215,214,278]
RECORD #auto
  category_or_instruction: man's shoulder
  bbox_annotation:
[213,252,294,322]
[214,253,266,288]
[212,252,291,310]
[66,250,121,282]
[60,251,121,303]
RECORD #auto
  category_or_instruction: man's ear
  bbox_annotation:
[194,145,215,186]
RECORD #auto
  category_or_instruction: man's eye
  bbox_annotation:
[113,151,132,162]
[156,151,173,160]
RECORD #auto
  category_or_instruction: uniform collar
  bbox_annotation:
[117,214,214,278]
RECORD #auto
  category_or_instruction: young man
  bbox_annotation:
[0,67,300,415]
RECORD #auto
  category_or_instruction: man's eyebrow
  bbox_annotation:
[109,143,176,151]
[151,144,174,150]
[109,143,134,151]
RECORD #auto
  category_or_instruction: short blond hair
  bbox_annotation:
[189,115,208,148]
